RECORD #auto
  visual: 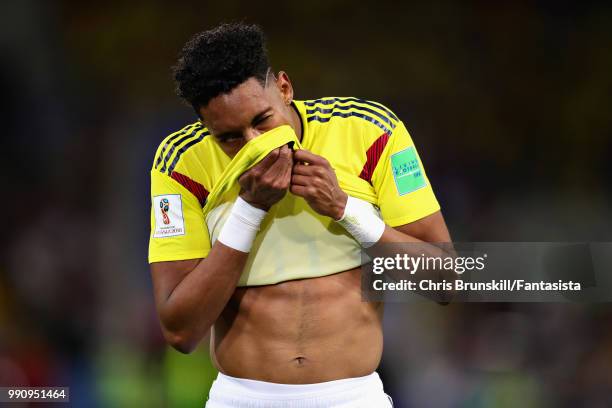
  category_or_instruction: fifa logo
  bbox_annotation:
[160,198,170,224]
[393,160,420,178]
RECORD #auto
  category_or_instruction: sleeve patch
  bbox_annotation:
[153,194,185,238]
[391,147,427,195]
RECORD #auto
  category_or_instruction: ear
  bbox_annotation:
[275,71,294,105]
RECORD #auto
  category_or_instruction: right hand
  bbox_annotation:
[238,145,293,210]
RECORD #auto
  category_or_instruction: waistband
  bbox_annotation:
[209,371,384,401]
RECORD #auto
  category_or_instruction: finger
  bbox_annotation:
[277,145,293,166]
[291,174,311,186]
[292,163,319,176]
[238,171,250,184]
[290,184,308,197]
[263,145,293,177]
[251,148,281,172]
[279,144,291,158]
[283,146,294,175]
[273,147,293,188]
[280,156,293,187]
[293,149,328,166]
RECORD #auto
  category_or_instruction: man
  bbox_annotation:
[149,23,451,407]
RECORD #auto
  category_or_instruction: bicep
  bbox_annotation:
[392,210,451,243]
[150,258,202,307]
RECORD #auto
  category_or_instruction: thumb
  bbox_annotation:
[254,147,281,170]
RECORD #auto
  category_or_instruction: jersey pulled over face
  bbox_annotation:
[149,97,440,286]
[199,76,296,159]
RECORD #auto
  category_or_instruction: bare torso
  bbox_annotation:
[210,266,384,384]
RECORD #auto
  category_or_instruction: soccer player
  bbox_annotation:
[149,23,451,407]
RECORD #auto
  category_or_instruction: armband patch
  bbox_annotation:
[391,147,426,195]
[153,194,185,238]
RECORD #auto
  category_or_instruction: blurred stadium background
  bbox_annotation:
[1,1,611,406]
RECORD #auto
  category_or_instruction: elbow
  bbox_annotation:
[157,305,210,354]
[170,338,198,355]
[163,329,200,354]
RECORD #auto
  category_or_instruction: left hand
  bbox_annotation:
[290,149,348,220]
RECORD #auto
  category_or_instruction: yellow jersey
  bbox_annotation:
[149,97,440,286]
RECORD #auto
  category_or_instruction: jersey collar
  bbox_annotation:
[291,100,309,146]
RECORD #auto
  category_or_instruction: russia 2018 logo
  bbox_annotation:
[153,195,184,238]
[160,198,170,224]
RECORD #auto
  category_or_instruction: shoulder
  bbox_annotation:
[150,121,214,207]
[151,121,211,175]
[302,96,400,136]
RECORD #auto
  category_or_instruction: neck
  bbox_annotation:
[289,102,303,143]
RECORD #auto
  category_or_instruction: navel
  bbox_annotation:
[292,356,308,366]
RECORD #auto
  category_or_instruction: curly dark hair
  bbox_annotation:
[172,23,270,111]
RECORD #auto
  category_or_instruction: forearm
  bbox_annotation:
[155,197,268,352]
[372,225,456,273]
[374,225,451,256]
[335,197,455,301]
[159,242,247,350]
[367,225,456,302]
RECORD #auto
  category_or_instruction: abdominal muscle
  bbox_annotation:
[210,267,384,384]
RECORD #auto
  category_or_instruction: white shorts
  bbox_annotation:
[205,371,393,408]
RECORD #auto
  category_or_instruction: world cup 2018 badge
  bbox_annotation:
[160,198,170,224]
[153,194,184,238]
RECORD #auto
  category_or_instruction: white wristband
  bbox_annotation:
[217,197,267,252]
[337,196,386,248]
